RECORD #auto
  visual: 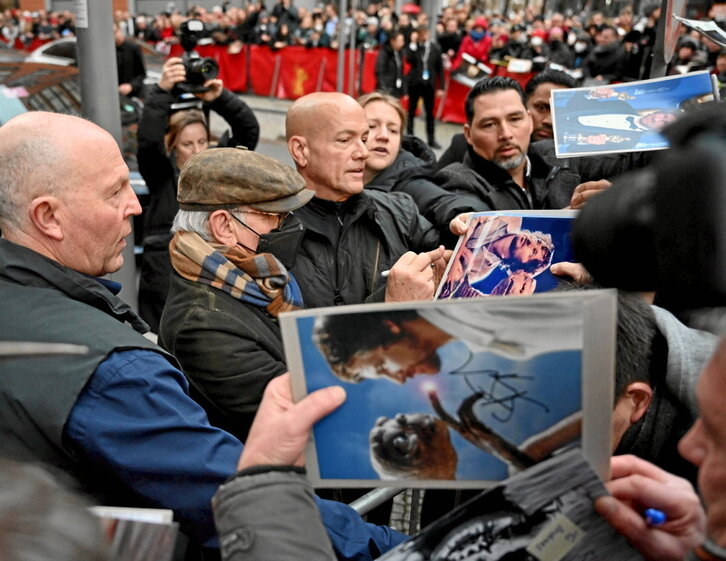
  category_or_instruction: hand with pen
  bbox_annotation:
[384,246,450,302]
[595,454,706,561]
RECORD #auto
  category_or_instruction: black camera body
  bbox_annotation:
[177,19,219,93]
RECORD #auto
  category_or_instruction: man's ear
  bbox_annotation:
[288,135,308,168]
[28,196,63,241]
[208,209,237,246]
[623,381,653,424]
[463,123,472,145]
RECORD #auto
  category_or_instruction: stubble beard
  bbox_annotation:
[494,149,526,170]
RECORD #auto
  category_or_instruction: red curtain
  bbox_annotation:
[163,44,534,125]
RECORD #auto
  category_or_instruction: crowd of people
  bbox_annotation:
[2,2,726,561]
[2,2,725,85]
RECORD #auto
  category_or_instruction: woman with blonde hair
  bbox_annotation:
[137,56,259,331]
[358,91,484,245]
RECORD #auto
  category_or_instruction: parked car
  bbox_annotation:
[25,36,163,86]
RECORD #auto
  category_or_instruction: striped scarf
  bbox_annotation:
[169,231,303,317]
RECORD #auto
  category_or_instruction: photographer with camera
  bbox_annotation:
[137,21,260,332]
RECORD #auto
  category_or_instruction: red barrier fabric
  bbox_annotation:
[161,44,521,124]
[12,37,50,51]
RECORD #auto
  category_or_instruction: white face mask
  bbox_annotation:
[530,36,543,47]
[575,41,587,52]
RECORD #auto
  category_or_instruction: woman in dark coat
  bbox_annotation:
[359,91,484,246]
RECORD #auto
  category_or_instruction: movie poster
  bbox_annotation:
[552,71,717,157]
[281,291,616,488]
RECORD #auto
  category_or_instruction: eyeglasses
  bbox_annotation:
[234,209,290,229]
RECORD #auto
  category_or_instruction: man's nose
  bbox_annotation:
[499,122,514,140]
[354,138,369,160]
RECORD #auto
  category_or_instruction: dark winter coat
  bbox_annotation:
[159,274,286,442]
[435,140,651,211]
[289,191,440,309]
[365,136,486,245]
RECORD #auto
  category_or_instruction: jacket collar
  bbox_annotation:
[295,193,375,232]
[0,239,149,334]
[465,143,554,183]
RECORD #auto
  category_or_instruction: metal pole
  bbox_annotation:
[649,0,669,78]
[336,0,346,92]
[348,0,357,96]
[349,487,404,515]
[75,0,138,309]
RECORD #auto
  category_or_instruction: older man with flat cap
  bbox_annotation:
[159,147,313,442]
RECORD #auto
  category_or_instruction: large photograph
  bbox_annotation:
[552,71,716,157]
[378,449,643,561]
[435,211,576,300]
[281,292,616,488]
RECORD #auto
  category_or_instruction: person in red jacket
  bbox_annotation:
[452,16,492,70]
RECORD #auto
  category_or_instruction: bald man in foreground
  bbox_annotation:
[0,111,405,560]
[283,92,447,308]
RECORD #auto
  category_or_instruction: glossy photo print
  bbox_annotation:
[552,71,716,157]
[281,291,617,488]
[378,449,643,561]
[435,211,576,300]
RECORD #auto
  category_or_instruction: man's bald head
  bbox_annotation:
[0,112,112,232]
[0,112,138,276]
[286,93,370,201]
[286,92,364,141]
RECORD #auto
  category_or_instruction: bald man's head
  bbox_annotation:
[0,112,140,276]
[0,113,119,232]
[286,92,363,141]
[286,93,370,201]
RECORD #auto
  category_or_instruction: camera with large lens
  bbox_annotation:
[177,19,219,93]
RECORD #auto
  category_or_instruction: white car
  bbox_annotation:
[25,37,162,84]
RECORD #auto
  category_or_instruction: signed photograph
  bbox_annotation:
[281,291,616,488]
[552,71,716,157]
[435,211,576,300]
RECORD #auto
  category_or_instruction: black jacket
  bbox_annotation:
[375,47,405,97]
[116,39,147,98]
[435,136,652,208]
[289,191,440,309]
[159,274,285,442]
[405,40,443,88]
[584,42,626,82]
[365,136,486,245]
[435,145,577,210]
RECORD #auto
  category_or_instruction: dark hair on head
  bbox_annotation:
[555,281,657,402]
[388,28,404,42]
[465,77,525,123]
[313,310,420,383]
[599,24,618,36]
[524,69,577,100]
[498,231,554,275]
